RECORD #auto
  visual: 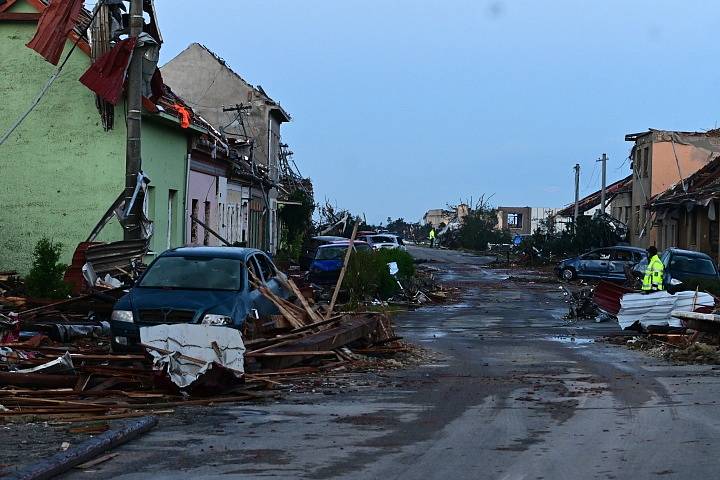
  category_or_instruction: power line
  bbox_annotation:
[0,3,104,147]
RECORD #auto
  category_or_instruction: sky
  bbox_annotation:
[155,0,720,225]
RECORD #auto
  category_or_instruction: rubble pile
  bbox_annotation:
[0,276,407,423]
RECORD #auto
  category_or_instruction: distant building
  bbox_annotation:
[423,209,452,228]
[496,207,562,235]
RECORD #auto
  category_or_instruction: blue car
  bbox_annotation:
[110,247,288,349]
[308,241,371,285]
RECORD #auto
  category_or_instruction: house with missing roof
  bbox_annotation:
[0,0,209,272]
[624,129,720,249]
[161,43,294,254]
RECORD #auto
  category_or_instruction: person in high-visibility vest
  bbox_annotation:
[642,246,665,292]
[429,228,436,248]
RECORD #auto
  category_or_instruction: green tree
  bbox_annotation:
[25,238,71,299]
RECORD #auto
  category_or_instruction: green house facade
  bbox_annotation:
[0,0,194,273]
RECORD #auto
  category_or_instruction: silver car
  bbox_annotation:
[555,246,646,282]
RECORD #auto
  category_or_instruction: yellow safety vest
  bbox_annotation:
[642,254,665,291]
[429,230,436,239]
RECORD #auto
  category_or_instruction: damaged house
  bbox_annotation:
[161,43,301,254]
[649,157,720,262]
[0,0,218,273]
[624,129,720,248]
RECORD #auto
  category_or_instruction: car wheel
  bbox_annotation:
[561,268,576,281]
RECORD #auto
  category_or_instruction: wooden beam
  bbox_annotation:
[326,220,360,319]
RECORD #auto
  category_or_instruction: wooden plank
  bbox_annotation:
[326,221,360,319]
[245,350,336,357]
[281,277,323,323]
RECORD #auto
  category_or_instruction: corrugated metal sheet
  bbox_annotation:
[85,239,149,275]
[618,291,715,330]
[593,281,633,316]
[26,0,84,65]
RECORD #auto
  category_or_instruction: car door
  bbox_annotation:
[608,248,633,280]
[578,249,611,278]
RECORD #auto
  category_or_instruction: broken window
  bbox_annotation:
[643,147,649,177]
[507,213,522,228]
[634,207,640,235]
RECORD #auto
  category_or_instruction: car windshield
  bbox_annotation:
[371,236,396,244]
[316,244,370,260]
[139,256,243,291]
[670,254,717,275]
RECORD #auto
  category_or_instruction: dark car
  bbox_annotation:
[633,247,720,291]
[299,236,347,270]
[556,246,646,282]
[308,241,371,285]
[110,247,288,349]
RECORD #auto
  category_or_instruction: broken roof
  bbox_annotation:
[625,128,720,142]
[182,43,291,122]
[556,175,633,217]
[650,156,720,209]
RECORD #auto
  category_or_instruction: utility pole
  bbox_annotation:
[123,0,144,240]
[598,153,608,214]
[573,163,580,223]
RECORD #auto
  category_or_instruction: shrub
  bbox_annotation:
[344,248,415,301]
[24,237,71,299]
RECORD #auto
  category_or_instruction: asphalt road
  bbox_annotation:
[63,247,720,480]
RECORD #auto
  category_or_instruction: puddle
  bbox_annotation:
[547,336,594,345]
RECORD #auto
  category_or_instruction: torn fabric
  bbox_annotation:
[26,0,84,65]
[79,37,137,105]
[172,103,190,128]
[140,324,245,389]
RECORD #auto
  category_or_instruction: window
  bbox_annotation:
[139,256,242,291]
[691,211,698,246]
[255,254,276,282]
[670,254,717,275]
[191,199,199,244]
[642,147,649,177]
[246,256,261,289]
[613,249,633,262]
[167,190,177,250]
[635,149,642,178]
[634,207,640,234]
[203,201,211,245]
[507,213,522,228]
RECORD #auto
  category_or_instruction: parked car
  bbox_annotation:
[358,234,406,251]
[633,247,720,291]
[555,246,647,282]
[308,241,371,285]
[299,235,347,270]
[110,247,289,350]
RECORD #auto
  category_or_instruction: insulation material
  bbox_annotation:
[26,0,84,65]
[618,290,715,330]
[79,37,137,105]
[140,324,245,389]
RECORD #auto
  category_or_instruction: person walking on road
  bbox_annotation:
[429,227,436,248]
[642,246,665,292]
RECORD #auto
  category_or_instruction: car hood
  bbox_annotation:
[311,259,343,272]
[121,288,247,325]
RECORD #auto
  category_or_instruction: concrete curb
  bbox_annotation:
[5,416,158,480]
